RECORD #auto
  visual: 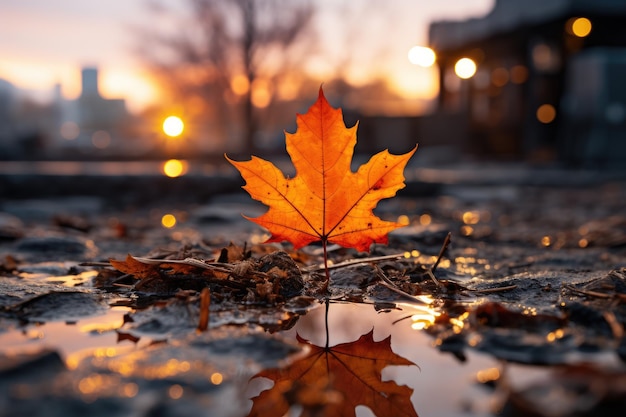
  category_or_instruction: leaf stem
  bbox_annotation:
[321,238,330,293]
[324,297,330,349]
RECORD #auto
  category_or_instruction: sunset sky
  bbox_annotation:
[0,0,494,114]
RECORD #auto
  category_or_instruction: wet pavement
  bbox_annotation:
[1,161,626,417]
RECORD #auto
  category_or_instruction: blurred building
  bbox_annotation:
[0,66,147,159]
[75,67,127,132]
[56,66,134,154]
[0,78,59,158]
[427,0,626,167]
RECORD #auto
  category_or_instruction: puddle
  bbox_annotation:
[0,306,151,360]
[280,301,499,417]
[0,297,507,417]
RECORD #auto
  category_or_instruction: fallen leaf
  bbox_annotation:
[109,254,160,279]
[227,87,416,252]
[248,329,419,417]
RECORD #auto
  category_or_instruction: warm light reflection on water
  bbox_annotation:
[0,161,199,176]
[280,301,498,417]
[0,306,143,366]
[162,159,188,177]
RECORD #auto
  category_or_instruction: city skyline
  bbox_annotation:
[0,0,494,114]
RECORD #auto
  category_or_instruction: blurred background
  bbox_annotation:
[1,0,626,170]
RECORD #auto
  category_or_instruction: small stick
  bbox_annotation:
[564,284,611,299]
[197,287,210,332]
[471,285,518,294]
[432,232,451,273]
[79,261,113,267]
[603,310,624,340]
[373,265,429,305]
[303,253,406,273]
[426,269,444,290]
[423,232,451,291]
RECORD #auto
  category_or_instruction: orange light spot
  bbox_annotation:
[161,214,177,228]
[210,372,223,385]
[536,104,556,123]
[419,214,432,226]
[231,74,250,95]
[568,17,592,38]
[491,67,509,87]
[168,384,183,399]
[510,65,528,84]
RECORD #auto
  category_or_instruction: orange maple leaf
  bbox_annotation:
[226,87,416,253]
[248,329,419,417]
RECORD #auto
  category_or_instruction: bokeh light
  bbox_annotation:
[161,214,177,228]
[491,67,509,87]
[536,104,556,123]
[408,46,436,67]
[210,372,223,385]
[162,159,188,178]
[510,65,529,84]
[168,384,183,399]
[419,214,432,226]
[231,74,250,95]
[251,79,271,108]
[92,130,111,149]
[60,121,80,140]
[454,58,477,79]
[163,116,184,138]
[568,17,592,38]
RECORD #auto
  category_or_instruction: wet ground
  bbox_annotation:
[1,161,626,417]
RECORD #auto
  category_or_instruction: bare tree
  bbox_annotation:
[138,0,315,153]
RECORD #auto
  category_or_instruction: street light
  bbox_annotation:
[408,46,436,67]
[454,58,477,79]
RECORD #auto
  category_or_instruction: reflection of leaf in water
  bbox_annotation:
[248,330,419,417]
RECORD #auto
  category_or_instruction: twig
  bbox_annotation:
[79,261,113,267]
[373,265,429,306]
[471,285,518,294]
[197,287,210,332]
[426,269,444,290]
[603,310,624,340]
[425,232,451,291]
[564,284,611,299]
[432,232,451,273]
[302,253,406,273]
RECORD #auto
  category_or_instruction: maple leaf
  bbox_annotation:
[226,87,416,253]
[248,329,419,417]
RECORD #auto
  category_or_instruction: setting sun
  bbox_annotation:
[163,116,185,138]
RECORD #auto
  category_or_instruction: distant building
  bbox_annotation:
[75,67,127,131]
[426,0,626,167]
[0,79,17,148]
[56,67,131,152]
